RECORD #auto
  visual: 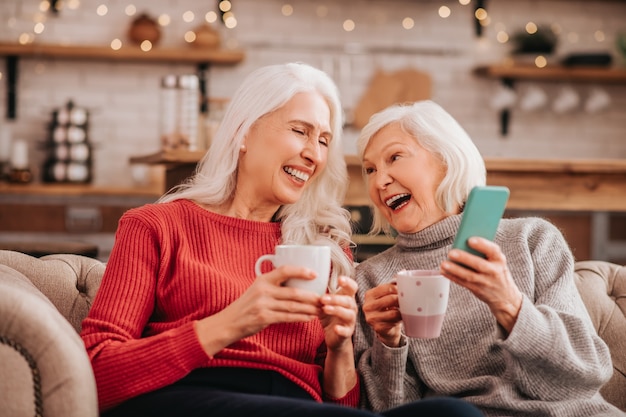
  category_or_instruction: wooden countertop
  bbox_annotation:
[483,157,626,174]
[6,153,626,212]
[0,182,162,198]
[346,155,626,211]
[483,158,626,212]
[134,150,626,174]
[132,151,626,211]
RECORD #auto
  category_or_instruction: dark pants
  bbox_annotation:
[103,368,483,417]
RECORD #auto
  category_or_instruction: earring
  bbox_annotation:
[240,144,247,152]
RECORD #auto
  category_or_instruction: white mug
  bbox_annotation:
[584,87,611,114]
[552,85,580,114]
[254,245,331,295]
[489,85,517,111]
[519,85,548,112]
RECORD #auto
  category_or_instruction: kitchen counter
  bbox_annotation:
[0,182,161,197]
[0,182,161,205]
[347,155,626,211]
[483,158,626,212]
[130,151,626,212]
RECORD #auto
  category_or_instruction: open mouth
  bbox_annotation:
[284,166,310,183]
[385,193,411,210]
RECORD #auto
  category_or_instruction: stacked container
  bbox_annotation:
[42,100,92,183]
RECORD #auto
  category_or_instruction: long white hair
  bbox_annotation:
[357,100,486,235]
[159,62,354,283]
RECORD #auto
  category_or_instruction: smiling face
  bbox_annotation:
[234,91,332,219]
[362,122,448,234]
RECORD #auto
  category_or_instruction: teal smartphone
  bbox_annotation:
[452,185,510,258]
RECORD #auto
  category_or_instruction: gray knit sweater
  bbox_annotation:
[354,214,622,416]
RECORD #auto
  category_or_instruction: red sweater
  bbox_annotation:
[80,199,359,411]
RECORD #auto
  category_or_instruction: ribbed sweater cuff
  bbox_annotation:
[323,376,360,407]
[372,336,408,383]
[177,321,212,367]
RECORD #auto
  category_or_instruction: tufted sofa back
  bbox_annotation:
[0,250,105,332]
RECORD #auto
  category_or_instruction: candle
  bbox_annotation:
[10,139,29,169]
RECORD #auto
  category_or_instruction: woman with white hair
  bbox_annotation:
[353,100,621,416]
[81,65,482,417]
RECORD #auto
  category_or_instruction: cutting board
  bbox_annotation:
[352,68,432,129]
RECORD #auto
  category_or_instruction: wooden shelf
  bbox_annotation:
[130,149,206,165]
[0,42,245,65]
[0,42,245,120]
[135,150,361,167]
[473,63,626,135]
[474,64,626,83]
[353,234,395,245]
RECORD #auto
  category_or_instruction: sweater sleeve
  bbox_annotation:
[323,376,361,407]
[353,267,424,412]
[80,214,209,411]
[496,219,613,402]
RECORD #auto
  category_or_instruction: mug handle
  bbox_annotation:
[254,254,276,276]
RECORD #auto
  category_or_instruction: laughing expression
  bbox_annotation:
[362,122,448,234]
[235,91,332,219]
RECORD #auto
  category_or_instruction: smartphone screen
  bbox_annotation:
[451,185,510,258]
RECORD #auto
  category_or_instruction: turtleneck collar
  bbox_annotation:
[395,214,462,253]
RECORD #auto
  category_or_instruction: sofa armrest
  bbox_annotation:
[0,265,98,417]
[0,250,105,332]
[575,260,626,411]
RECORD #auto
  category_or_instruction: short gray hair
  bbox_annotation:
[357,100,486,235]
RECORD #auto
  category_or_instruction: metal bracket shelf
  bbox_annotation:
[0,42,245,120]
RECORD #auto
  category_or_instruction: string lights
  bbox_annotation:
[11,0,611,57]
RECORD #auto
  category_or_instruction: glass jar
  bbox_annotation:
[159,74,200,151]
[203,98,228,150]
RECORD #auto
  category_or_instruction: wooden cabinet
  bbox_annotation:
[0,183,160,259]
[0,183,159,232]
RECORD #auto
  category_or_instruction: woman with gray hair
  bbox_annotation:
[353,100,620,416]
[81,65,482,417]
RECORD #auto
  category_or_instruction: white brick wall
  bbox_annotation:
[0,0,625,186]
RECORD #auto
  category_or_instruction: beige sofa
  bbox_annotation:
[0,250,624,416]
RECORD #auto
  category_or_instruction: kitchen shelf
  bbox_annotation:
[0,42,245,64]
[130,149,206,165]
[473,64,626,83]
[473,63,626,135]
[0,41,245,119]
